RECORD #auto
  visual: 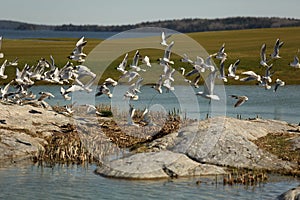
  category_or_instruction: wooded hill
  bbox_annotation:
[1,17,300,33]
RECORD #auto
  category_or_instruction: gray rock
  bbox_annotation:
[277,185,300,200]
[145,117,297,171]
[95,150,226,179]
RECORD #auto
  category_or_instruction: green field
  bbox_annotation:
[1,26,300,84]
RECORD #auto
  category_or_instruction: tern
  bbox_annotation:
[229,95,248,107]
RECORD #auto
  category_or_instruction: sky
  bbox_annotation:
[1,0,300,25]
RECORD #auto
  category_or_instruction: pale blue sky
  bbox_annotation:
[1,0,299,25]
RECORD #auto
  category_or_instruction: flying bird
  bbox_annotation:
[229,95,248,107]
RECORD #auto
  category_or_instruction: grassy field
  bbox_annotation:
[1,26,300,84]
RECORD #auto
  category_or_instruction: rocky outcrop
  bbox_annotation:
[135,117,298,171]
[95,150,226,179]
[277,185,300,200]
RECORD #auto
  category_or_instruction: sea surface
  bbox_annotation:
[0,164,299,200]
[29,84,300,124]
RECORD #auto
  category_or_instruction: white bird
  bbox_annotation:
[289,56,300,68]
[8,58,18,67]
[60,87,71,100]
[270,38,284,60]
[130,50,145,72]
[163,79,175,92]
[0,80,13,100]
[196,70,219,101]
[117,53,128,73]
[160,31,172,47]
[153,75,163,94]
[142,56,151,67]
[141,108,156,126]
[71,36,87,57]
[159,41,175,65]
[228,59,240,80]
[260,44,271,67]
[0,59,8,79]
[240,71,261,83]
[38,92,55,101]
[218,59,227,82]
[120,70,140,82]
[229,95,248,107]
[180,53,194,64]
[103,78,118,86]
[95,84,112,98]
[273,78,285,92]
[162,64,175,82]
[0,36,4,58]
[214,43,227,61]
[127,104,139,126]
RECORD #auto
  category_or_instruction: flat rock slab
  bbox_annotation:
[277,185,300,200]
[95,151,226,179]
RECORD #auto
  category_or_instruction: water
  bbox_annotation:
[0,29,117,39]
[30,84,300,124]
[0,164,298,200]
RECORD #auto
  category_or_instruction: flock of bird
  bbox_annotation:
[0,32,299,124]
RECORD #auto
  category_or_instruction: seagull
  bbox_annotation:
[273,79,285,92]
[260,44,271,67]
[0,80,13,100]
[141,108,156,126]
[153,75,163,94]
[196,70,220,101]
[289,56,300,68]
[229,95,248,107]
[0,59,8,79]
[130,50,145,72]
[228,59,240,80]
[180,53,194,64]
[160,31,172,47]
[270,38,284,60]
[213,43,227,61]
[142,56,151,67]
[120,70,140,82]
[103,78,118,86]
[8,58,18,67]
[0,36,4,58]
[159,41,175,65]
[240,71,261,83]
[71,36,87,57]
[60,87,71,100]
[127,104,139,126]
[38,92,55,101]
[117,53,128,73]
[217,59,227,82]
[95,84,112,98]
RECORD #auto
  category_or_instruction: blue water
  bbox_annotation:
[0,164,299,200]
[0,29,117,39]
[29,84,300,124]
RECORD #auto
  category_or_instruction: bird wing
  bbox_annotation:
[261,44,267,62]
[234,98,245,107]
